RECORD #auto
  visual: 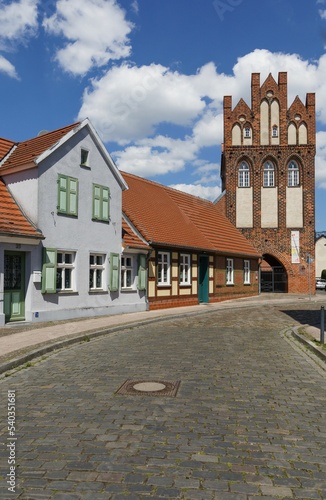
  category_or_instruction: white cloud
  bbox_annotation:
[78,63,206,142]
[114,135,198,176]
[0,54,18,78]
[43,0,133,75]
[169,183,221,201]
[77,48,326,196]
[0,0,38,42]
[0,0,38,77]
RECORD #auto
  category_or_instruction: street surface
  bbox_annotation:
[1,302,326,499]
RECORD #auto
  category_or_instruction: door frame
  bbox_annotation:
[198,254,209,303]
[4,251,26,322]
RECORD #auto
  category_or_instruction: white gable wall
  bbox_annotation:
[1,124,146,324]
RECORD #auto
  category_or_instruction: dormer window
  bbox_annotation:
[272,125,278,138]
[81,148,89,167]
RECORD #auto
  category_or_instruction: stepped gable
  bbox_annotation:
[0,123,79,173]
[0,179,42,239]
[121,171,260,257]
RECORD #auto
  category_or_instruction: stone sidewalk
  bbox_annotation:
[1,297,326,499]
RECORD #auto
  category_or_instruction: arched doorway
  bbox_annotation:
[260,254,288,293]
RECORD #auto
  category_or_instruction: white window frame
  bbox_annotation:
[89,253,105,291]
[244,127,251,138]
[57,251,76,291]
[272,125,278,138]
[179,253,191,285]
[263,161,275,187]
[121,255,135,289]
[80,148,89,167]
[288,160,299,187]
[226,258,234,285]
[238,161,250,187]
[244,260,250,284]
[157,251,170,285]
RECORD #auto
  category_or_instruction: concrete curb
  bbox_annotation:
[291,325,326,363]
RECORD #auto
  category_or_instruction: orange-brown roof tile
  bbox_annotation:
[0,123,79,173]
[0,179,43,239]
[121,172,260,257]
[0,138,15,160]
[122,218,149,250]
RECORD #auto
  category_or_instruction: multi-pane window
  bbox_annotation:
[57,175,78,216]
[288,160,299,187]
[89,254,105,290]
[244,127,251,138]
[93,184,110,222]
[244,260,250,284]
[263,161,275,187]
[226,258,234,285]
[179,254,191,285]
[157,252,170,285]
[56,252,75,291]
[121,256,134,288]
[238,161,250,187]
[272,125,278,137]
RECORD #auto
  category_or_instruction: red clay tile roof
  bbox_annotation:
[0,123,79,173]
[0,138,15,160]
[122,218,149,250]
[121,172,260,257]
[0,179,43,239]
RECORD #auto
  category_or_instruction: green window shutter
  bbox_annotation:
[93,184,110,221]
[58,175,67,213]
[69,178,78,216]
[93,184,101,219]
[42,248,57,293]
[102,187,110,221]
[110,253,120,292]
[58,175,78,216]
[137,254,147,291]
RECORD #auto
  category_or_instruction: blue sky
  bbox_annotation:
[1,0,326,229]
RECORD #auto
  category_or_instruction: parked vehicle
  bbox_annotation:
[315,278,326,290]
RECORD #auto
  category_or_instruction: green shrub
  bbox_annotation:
[321,269,326,280]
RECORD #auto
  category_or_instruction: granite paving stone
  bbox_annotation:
[1,299,326,498]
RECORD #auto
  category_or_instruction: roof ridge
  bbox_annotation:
[20,121,81,144]
[120,170,213,204]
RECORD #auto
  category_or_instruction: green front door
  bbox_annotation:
[4,252,25,322]
[198,255,209,303]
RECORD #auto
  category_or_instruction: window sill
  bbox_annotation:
[89,290,108,294]
[157,284,171,288]
[179,283,192,287]
[80,164,91,169]
[92,218,110,223]
[57,291,79,295]
[226,283,234,286]
[121,288,137,293]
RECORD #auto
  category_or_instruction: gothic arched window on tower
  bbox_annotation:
[288,160,300,187]
[238,161,250,187]
[263,161,275,187]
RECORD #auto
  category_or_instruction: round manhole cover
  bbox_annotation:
[133,382,166,392]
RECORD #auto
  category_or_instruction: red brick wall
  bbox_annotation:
[221,72,316,294]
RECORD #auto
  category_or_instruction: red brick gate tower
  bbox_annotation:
[219,72,315,293]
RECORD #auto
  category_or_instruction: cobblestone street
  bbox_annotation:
[1,301,326,499]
